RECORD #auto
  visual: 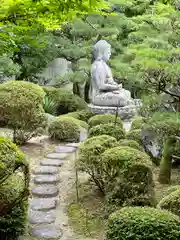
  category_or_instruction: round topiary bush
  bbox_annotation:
[0,80,47,144]
[43,86,88,114]
[126,129,142,145]
[131,117,146,130]
[66,110,94,122]
[88,114,123,129]
[59,115,88,129]
[78,135,118,193]
[89,123,125,141]
[48,117,80,142]
[0,136,29,239]
[157,189,180,216]
[102,146,154,206]
[118,139,141,150]
[106,207,180,240]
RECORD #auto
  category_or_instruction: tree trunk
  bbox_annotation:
[158,137,176,184]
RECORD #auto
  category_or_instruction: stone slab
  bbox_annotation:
[34,174,60,184]
[33,166,58,175]
[29,210,55,224]
[46,153,69,159]
[66,143,81,148]
[30,198,57,211]
[88,103,139,120]
[55,145,76,153]
[40,159,64,167]
[30,225,63,239]
[32,185,59,197]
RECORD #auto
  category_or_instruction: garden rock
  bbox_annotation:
[29,210,56,224]
[40,158,64,167]
[33,166,59,175]
[34,174,60,184]
[30,198,57,211]
[32,185,59,197]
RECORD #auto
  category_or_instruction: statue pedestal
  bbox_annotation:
[88,99,141,120]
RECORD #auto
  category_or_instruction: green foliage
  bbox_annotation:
[43,86,88,115]
[0,136,26,180]
[131,116,146,130]
[78,135,118,193]
[88,114,123,129]
[102,146,154,207]
[118,139,141,150]
[48,117,80,142]
[0,81,47,144]
[43,94,58,115]
[0,137,29,239]
[106,206,180,240]
[126,129,142,145]
[157,189,180,217]
[59,115,89,130]
[89,123,125,140]
[66,110,94,122]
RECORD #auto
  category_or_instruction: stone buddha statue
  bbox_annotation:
[89,40,134,107]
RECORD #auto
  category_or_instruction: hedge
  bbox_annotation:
[0,136,29,239]
[42,86,88,114]
[0,80,46,144]
[118,139,141,150]
[157,189,180,217]
[88,114,123,129]
[106,207,180,240]
[89,123,125,141]
[131,117,146,130]
[102,146,155,206]
[48,117,80,142]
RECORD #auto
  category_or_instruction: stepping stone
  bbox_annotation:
[32,185,59,197]
[29,210,55,224]
[46,152,68,159]
[66,143,81,148]
[40,159,64,167]
[33,166,58,175]
[55,145,76,153]
[34,174,60,184]
[30,198,57,211]
[30,224,63,239]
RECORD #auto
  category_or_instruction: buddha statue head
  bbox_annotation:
[93,40,111,62]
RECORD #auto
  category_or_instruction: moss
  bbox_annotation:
[68,203,103,237]
[118,139,141,150]
[89,123,125,141]
[157,189,180,216]
[43,86,88,114]
[106,207,180,240]
[88,114,123,129]
[131,117,146,130]
[48,117,80,142]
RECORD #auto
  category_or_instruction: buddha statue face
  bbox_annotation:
[93,40,111,62]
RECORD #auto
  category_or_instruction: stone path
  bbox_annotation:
[29,144,79,239]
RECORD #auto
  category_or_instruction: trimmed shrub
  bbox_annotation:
[118,139,141,150]
[89,123,125,141]
[157,189,180,216]
[88,114,123,129]
[43,86,88,114]
[59,115,88,129]
[78,135,118,193]
[48,117,80,142]
[131,117,146,130]
[126,129,142,145]
[0,137,29,239]
[167,185,180,195]
[0,80,47,145]
[66,110,94,122]
[102,146,155,206]
[106,207,180,240]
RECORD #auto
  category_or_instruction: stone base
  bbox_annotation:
[88,100,141,120]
